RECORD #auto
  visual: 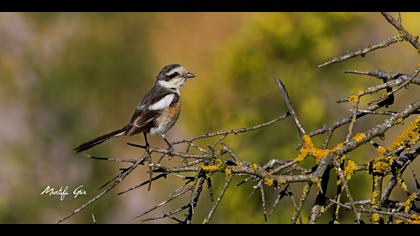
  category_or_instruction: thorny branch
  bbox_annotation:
[381,12,420,49]
[59,13,420,224]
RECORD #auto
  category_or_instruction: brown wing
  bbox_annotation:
[126,108,159,135]
[126,85,175,135]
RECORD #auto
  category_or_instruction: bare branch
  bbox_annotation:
[275,79,306,136]
[64,13,420,224]
[319,35,404,68]
[344,70,420,85]
[172,113,289,145]
[382,12,420,49]
[203,176,232,224]
[57,154,148,224]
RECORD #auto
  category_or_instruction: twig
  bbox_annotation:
[172,113,289,145]
[308,103,382,139]
[203,176,232,224]
[85,154,137,164]
[381,146,420,204]
[344,70,420,85]
[135,183,192,219]
[275,79,306,136]
[269,184,290,216]
[309,165,331,224]
[127,143,211,159]
[382,12,420,49]
[57,154,147,223]
[337,75,414,103]
[65,12,420,225]
[319,35,404,68]
[118,173,167,195]
[368,67,420,106]
[259,183,268,223]
[328,199,413,221]
[91,214,96,224]
[291,183,312,224]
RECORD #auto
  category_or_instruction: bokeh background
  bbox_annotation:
[0,12,419,224]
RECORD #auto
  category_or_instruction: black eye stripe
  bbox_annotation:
[166,72,179,80]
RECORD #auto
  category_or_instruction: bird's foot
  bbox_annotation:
[146,144,152,154]
[167,145,175,156]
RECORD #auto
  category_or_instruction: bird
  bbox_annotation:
[73,64,196,153]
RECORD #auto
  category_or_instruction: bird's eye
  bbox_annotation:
[167,72,179,79]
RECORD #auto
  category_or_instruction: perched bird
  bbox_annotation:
[74,64,195,153]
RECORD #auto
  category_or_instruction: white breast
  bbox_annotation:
[148,94,175,111]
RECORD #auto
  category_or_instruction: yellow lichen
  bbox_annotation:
[394,117,404,125]
[395,218,404,224]
[302,185,310,195]
[389,116,420,151]
[295,135,330,163]
[313,148,330,162]
[357,90,364,95]
[236,161,243,167]
[331,143,344,152]
[398,177,408,192]
[376,146,387,155]
[408,214,420,224]
[371,191,380,206]
[224,168,232,177]
[200,159,224,173]
[278,178,287,185]
[352,133,365,142]
[263,178,274,187]
[251,163,258,170]
[311,178,321,189]
[402,193,417,213]
[344,160,357,181]
[295,150,308,162]
[336,154,347,163]
[349,95,359,104]
[295,135,313,162]
[371,213,381,223]
[368,117,419,179]
[302,134,313,146]
[372,156,395,174]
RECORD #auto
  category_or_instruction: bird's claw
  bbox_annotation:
[167,146,175,156]
[146,144,152,154]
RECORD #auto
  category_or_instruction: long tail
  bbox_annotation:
[74,125,129,153]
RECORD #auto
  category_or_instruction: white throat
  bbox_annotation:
[158,78,185,94]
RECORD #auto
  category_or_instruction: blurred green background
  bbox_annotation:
[0,13,419,223]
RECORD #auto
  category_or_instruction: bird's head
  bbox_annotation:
[156,64,195,90]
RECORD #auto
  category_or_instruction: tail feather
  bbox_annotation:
[74,126,129,153]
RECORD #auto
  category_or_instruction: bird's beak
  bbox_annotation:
[184,72,196,79]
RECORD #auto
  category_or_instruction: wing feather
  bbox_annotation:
[127,86,176,135]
